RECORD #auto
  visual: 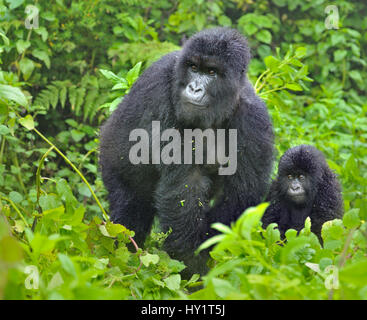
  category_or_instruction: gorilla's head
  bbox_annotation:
[277,145,327,207]
[173,27,251,128]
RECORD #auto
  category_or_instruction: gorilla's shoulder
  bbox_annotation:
[238,79,271,128]
[241,79,267,112]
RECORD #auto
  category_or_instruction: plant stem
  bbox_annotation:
[12,152,27,194]
[259,86,287,97]
[328,228,356,300]
[0,136,6,164]
[32,127,109,222]
[0,196,30,228]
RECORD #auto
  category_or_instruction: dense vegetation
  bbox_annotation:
[0,0,366,300]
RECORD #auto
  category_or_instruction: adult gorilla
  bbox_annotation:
[99,28,274,276]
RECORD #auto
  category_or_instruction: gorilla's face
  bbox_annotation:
[175,54,241,128]
[282,173,310,205]
[173,28,250,128]
[180,60,213,110]
[277,144,325,207]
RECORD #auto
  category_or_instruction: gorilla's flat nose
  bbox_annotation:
[188,82,203,94]
[186,81,205,100]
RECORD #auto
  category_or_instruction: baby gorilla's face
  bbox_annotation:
[285,173,309,205]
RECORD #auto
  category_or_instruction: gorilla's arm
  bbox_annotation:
[311,168,344,241]
[99,52,180,245]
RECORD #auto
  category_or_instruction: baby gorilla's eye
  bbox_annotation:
[287,175,293,180]
[208,69,217,76]
[190,64,198,72]
[299,174,305,181]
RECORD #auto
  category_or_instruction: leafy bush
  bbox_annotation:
[191,203,367,300]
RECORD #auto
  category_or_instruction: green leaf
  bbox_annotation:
[34,27,48,42]
[349,70,362,83]
[39,194,62,211]
[212,278,235,298]
[285,83,303,91]
[194,13,206,31]
[196,234,225,254]
[256,30,272,44]
[58,253,77,278]
[264,223,280,245]
[211,222,233,235]
[99,69,122,83]
[32,49,51,69]
[16,40,31,54]
[340,260,367,285]
[242,23,258,36]
[126,62,142,86]
[0,125,10,135]
[0,84,28,106]
[237,203,269,239]
[48,272,64,290]
[0,30,9,46]
[295,47,307,58]
[264,56,281,72]
[19,115,35,130]
[13,220,25,233]
[19,58,35,80]
[343,208,360,229]
[70,129,85,142]
[30,233,57,256]
[319,258,333,271]
[9,191,23,203]
[164,274,181,291]
[41,11,56,21]
[140,253,160,267]
[272,0,286,6]
[105,221,128,237]
[334,50,347,62]
[6,0,24,9]
[218,15,232,27]
[42,206,65,221]
[111,82,128,91]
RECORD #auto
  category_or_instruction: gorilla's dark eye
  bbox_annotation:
[208,69,216,76]
[287,175,293,180]
[299,174,305,181]
[190,64,198,72]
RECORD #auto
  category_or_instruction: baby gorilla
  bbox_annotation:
[261,145,343,243]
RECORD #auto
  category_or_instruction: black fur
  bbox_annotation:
[99,28,274,276]
[262,145,344,243]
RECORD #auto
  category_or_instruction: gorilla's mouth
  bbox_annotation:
[188,102,208,108]
[288,192,306,204]
[288,190,305,196]
[183,100,209,110]
[289,192,305,199]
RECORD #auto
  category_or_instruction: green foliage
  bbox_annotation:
[99,61,142,114]
[0,0,366,300]
[191,204,367,300]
